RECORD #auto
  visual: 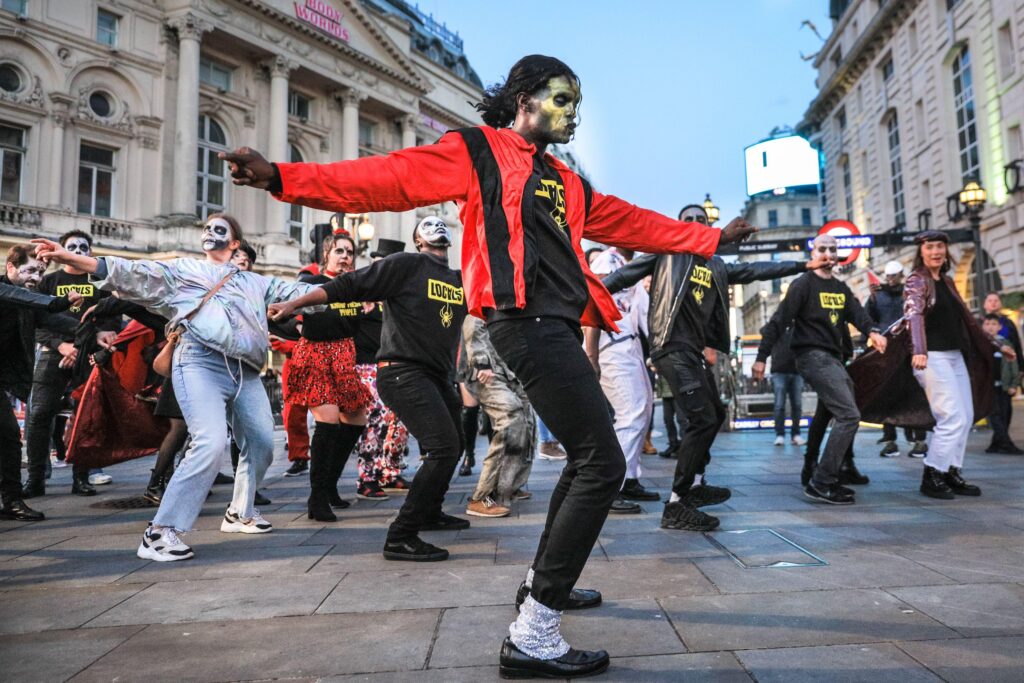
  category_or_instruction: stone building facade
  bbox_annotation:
[0,0,484,274]
[798,0,1024,306]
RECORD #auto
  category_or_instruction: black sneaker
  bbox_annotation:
[804,482,855,505]
[879,441,900,458]
[383,536,449,562]
[212,472,235,485]
[658,442,679,458]
[253,490,271,506]
[682,483,731,508]
[620,478,660,501]
[420,512,471,531]
[283,460,309,477]
[21,479,45,499]
[908,441,928,458]
[838,460,870,485]
[660,501,720,531]
[609,496,642,514]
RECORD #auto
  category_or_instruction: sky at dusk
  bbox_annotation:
[412,0,834,224]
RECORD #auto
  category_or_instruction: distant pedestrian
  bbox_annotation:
[982,313,1023,454]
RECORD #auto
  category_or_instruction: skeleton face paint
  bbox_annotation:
[680,208,710,226]
[812,235,839,271]
[63,237,92,256]
[11,258,44,290]
[526,76,581,145]
[415,217,452,248]
[202,218,233,252]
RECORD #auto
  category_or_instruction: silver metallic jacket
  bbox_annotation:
[93,256,319,370]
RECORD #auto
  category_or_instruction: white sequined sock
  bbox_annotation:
[525,567,535,588]
[669,492,681,503]
[509,595,570,660]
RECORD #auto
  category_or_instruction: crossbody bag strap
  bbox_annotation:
[183,271,234,324]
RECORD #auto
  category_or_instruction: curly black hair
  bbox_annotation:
[475,55,579,129]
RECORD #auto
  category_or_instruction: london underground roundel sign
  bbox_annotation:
[818,220,862,266]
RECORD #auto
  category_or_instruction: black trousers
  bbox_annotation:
[488,317,625,611]
[989,391,1014,447]
[376,363,464,542]
[655,352,726,496]
[882,423,927,442]
[1,394,23,502]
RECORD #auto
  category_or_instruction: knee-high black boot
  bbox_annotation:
[328,423,365,509]
[308,422,341,521]
[459,405,480,476]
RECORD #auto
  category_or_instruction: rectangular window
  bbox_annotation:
[842,158,853,220]
[881,56,894,81]
[199,57,232,91]
[0,0,26,16]
[767,209,778,228]
[0,123,24,203]
[97,9,118,47]
[947,0,963,10]
[908,21,919,55]
[997,23,1016,81]
[288,90,310,119]
[801,208,812,226]
[358,118,378,156]
[887,115,906,229]
[914,99,925,147]
[1008,125,1023,163]
[952,47,980,183]
[77,143,115,217]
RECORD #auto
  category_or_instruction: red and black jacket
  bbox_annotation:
[274,125,721,331]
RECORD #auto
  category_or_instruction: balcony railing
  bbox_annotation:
[0,201,42,228]
[90,217,135,241]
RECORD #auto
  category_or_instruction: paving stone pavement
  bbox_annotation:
[2,406,1024,682]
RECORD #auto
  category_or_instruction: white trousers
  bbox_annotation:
[599,339,653,482]
[914,350,973,473]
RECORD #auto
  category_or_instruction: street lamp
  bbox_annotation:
[342,213,376,257]
[702,193,720,226]
[957,179,987,309]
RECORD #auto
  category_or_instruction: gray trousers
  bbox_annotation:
[468,374,536,506]
[796,349,860,487]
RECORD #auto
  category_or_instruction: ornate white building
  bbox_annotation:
[0,0,484,274]
[798,0,1024,306]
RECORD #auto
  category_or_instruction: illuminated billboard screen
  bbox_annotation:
[744,136,821,196]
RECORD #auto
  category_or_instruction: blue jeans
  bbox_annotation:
[152,337,274,531]
[771,373,803,437]
[537,416,555,443]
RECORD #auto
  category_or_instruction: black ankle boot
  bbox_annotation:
[308,422,340,522]
[327,423,364,509]
[143,468,164,505]
[458,455,473,477]
[71,473,97,496]
[921,465,955,499]
[945,466,981,496]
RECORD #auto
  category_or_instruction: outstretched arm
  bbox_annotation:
[221,133,473,214]
[601,254,657,294]
[32,238,99,273]
[724,252,831,285]
[268,255,408,321]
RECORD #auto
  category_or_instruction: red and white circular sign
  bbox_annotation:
[818,220,862,265]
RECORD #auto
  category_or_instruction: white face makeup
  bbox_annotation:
[680,207,710,226]
[203,218,233,252]
[415,216,452,248]
[812,235,839,271]
[10,258,44,289]
[63,237,92,256]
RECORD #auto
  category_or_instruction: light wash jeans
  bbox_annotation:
[914,350,973,473]
[152,336,274,531]
[537,416,555,443]
[771,373,804,437]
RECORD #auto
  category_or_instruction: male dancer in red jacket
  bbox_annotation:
[223,54,755,679]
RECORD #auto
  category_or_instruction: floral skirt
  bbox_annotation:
[355,363,408,485]
[286,338,371,412]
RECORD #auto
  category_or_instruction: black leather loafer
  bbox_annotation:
[515,581,602,611]
[419,512,470,531]
[0,498,45,521]
[499,637,609,679]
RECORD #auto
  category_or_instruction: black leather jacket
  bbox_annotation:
[0,278,78,400]
[602,254,806,356]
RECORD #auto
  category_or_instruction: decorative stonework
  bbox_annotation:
[337,87,367,108]
[267,55,299,79]
[76,86,135,135]
[319,137,329,153]
[166,13,212,42]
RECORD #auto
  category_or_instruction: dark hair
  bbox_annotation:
[59,230,92,247]
[677,204,706,220]
[6,244,33,267]
[236,240,257,267]
[985,291,1001,300]
[475,55,579,128]
[205,212,244,243]
[912,240,954,274]
[983,313,1001,322]
[321,233,355,270]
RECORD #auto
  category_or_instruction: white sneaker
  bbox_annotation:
[51,457,68,469]
[220,508,273,534]
[137,525,194,562]
[89,473,113,485]
[774,436,785,446]
[791,435,807,446]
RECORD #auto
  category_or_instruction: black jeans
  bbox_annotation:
[376,363,463,542]
[655,352,726,496]
[797,350,860,487]
[1,394,23,502]
[488,317,625,612]
[988,391,1013,448]
[882,423,927,443]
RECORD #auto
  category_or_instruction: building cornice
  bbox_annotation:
[419,97,477,131]
[234,0,430,95]
[799,0,920,131]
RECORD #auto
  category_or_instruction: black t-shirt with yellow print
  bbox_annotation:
[320,252,466,378]
[36,269,112,347]
[487,153,589,324]
[296,272,364,342]
[661,255,720,369]
[774,270,877,360]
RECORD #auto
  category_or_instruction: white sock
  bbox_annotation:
[509,596,570,660]
[525,567,534,589]
[669,492,681,503]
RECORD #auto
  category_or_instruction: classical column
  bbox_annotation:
[266,56,297,236]
[339,88,366,161]
[47,93,74,209]
[167,13,211,217]
[398,113,418,236]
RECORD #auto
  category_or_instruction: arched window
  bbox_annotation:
[196,114,227,219]
[951,46,980,183]
[288,144,305,243]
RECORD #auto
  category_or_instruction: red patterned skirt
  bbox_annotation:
[286,337,371,412]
